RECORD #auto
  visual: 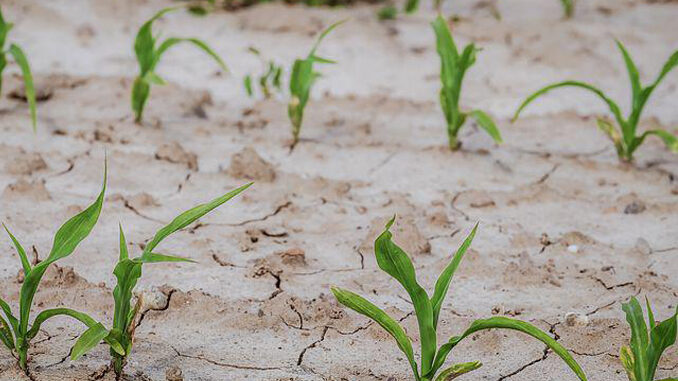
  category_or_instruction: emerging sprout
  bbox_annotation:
[131,7,227,123]
[287,20,345,150]
[561,0,574,18]
[0,163,109,373]
[513,40,678,162]
[332,217,588,381]
[244,47,283,99]
[71,183,251,377]
[0,6,37,131]
[620,297,677,381]
[432,15,502,151]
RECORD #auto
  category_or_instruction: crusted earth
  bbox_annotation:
[0,0,677,380]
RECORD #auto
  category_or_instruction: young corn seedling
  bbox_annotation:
[0,6,37,131]
[513,41,678,162]
[560,0,574,18]
[131,7,227,123]
[0,164,110,372]
[288,20,344,150]
[244,47,283,99]
[432,15,502,151]
[70,182,251,377]
[620,297,677,381]
[332,217,588,381]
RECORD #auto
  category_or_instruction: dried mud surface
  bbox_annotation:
[0,0,677,380]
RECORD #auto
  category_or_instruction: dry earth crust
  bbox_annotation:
[0,0,677,380]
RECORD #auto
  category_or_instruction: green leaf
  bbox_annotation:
[404,0,419,13]
[119,224,129,261]
[8,44,36,132]
[646,297,656,330]
[560,0,574,18]
[650,50,678,89]
[134,7,180,73]
[637,129,678,153]
[622,297,649,381]
[309,20,346,58]
[432,317,587,381]
[141,182,251,257]
[375,216,436,376]
[331,287,419,380]
[26,307,99,340]
[0,296,18,335]
[19,162,107,334]
[468,110,502,144]
[244,75,253,97]
[430,223,477,329]
[137,252,196,264]
[143,71,166,85]
[615,40,641,105]
[434,361,482,381]
[620,346,636,381]
[3,224,31,275]
[645,306,677,381]
[131,76,150,122]
[0,315,14,350]
[156,37,227,73]
[513,81,624,128]
[71,323,110,360]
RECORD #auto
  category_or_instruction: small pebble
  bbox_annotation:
[567,244,579,253]
[565,312,589,327]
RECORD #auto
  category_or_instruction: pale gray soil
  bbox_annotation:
[0,0,677,380]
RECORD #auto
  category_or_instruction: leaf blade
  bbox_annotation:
[468,110,502,144]
[8,44,36,132]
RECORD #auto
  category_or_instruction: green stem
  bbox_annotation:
[448,131,460,151]
[18,347,27,373]
[112,353,126,378]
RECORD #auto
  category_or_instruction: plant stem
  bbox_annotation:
[448,132,460,151]
[112,354,125,378]
[18,348,27,373]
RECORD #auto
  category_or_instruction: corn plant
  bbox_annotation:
[0,164,110,372]
[70,182,251,377]
[331,217,588,381]
[432,15,501,151]
[0,6,36,131]
[131,7,227,123]
[620,297,677,381]
[513,41,678,162]
[560,0,574,18]
[244,47,283,99]
[288,20,344,150]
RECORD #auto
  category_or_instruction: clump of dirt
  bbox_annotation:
[226,146,276,182]
[155,142,199,170]
[4,151,47,175]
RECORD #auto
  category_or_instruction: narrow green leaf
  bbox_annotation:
[331,287,419,380]
[615,40,641,104]
[620,346,636,381]
[156,37,227,73]
[3,224,30,275]
[104,334,125,356]
[143,71,166,85]
[375,216,436,376]
[134,7,180,73]
[404,0,419,13]
[468,110,502,144]
[8,44,36,132]
[119,224,128,261]
[309,20,346,58]
[137,252,196,264]
[131,76,150,122]
[646,297,656,330]
[622,297,649,381]
[27,307,99,340]
[0,296,17,335]
[645,306,677,381]
[19,161,106,334]
[637,129,678,153]
[560,0,574,18]
[432,317,587,381]
[71,323,110,360]
[430,223,477,329]
[513,81,624,128]
[434,361,482,381]
[651,50,678,89]
[142,182,251,256]
[244,75,253,96]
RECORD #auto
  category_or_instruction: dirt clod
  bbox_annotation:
[227,146,276,182]
[155,142,199,170]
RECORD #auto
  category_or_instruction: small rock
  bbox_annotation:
[567,244,578,253]
[634,238,652,255]
[279,248,306,266]
[136,287,170,313]
[624,200,646,215]
[155,142,198,171]
[127,192,159,210]
[165,365,183,381]
[227,146,276,182]
[564,312,589,327]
